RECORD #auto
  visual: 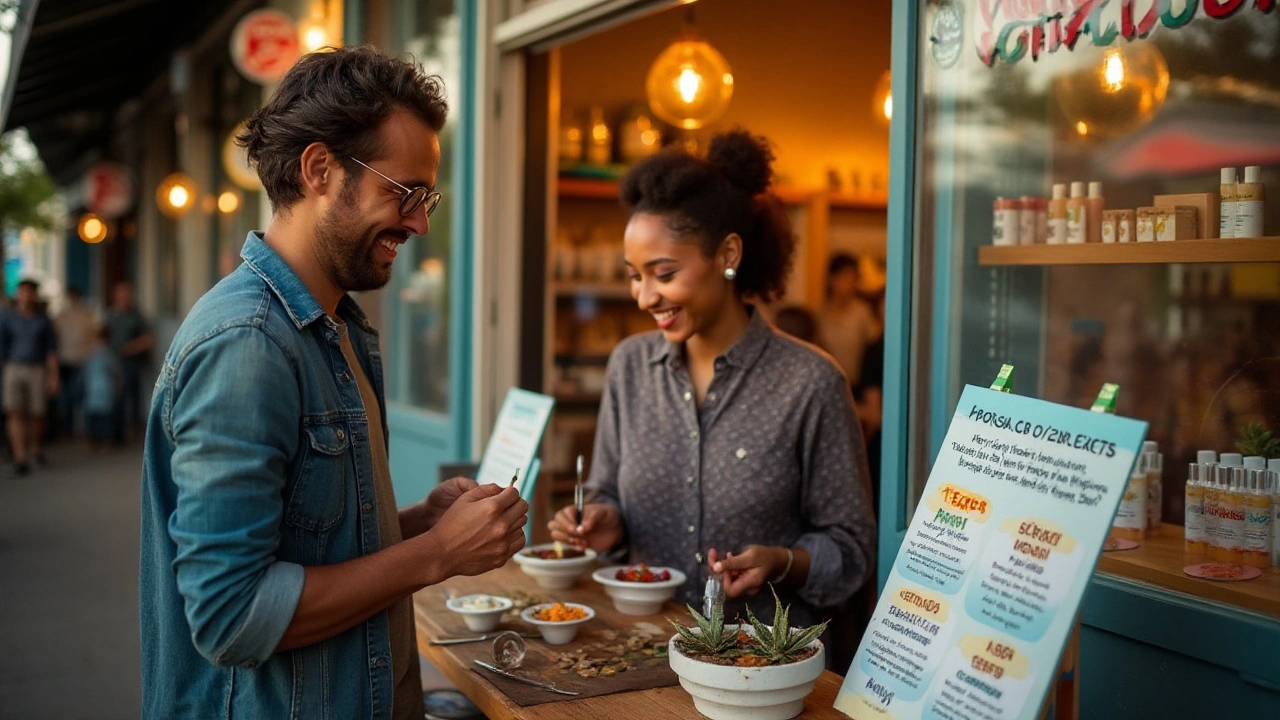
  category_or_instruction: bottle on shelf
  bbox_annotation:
[1113,453,1147,542]
[1066,181,1087,244]
[992,197,1021,246]
[1047,183,1068,245]
[1086,181,1105,243]
[558,107,584,169]
[1219,167,1238,239]
[1270,459,1280,567]
[1143,441,1162,534]
[1243,468,1273,568]
[1234,165,1265,238]
[1185,463,1207,554]
[586,106,612,165]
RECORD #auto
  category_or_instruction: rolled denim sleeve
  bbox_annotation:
[795,369,877,609]
[165,324,305,667]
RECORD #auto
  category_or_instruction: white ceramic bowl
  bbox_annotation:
[446,594,513,632]
[511,543,598,590]
[591,565,687,615]
[520,602,595,645]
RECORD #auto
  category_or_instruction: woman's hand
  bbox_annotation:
[708,545,788,598]
[548,502,624,553]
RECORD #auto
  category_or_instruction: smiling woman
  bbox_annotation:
[546,130,878,671]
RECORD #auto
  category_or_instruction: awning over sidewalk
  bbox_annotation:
[2,0,250,184]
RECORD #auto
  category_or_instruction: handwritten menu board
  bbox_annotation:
[836,385,1147,720]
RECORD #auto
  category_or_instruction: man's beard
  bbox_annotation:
[314,179,404,293]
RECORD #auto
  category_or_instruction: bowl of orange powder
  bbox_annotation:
[519,602,595,645]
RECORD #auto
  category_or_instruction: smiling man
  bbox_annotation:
[139,46,528,720]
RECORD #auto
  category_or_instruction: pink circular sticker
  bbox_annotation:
[1103,538,1138,552]
[1182,562,1263,582]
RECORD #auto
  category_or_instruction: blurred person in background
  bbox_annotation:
[772,304,818,344]
[816,253,879,390]
[0,279,60,475]
[81,324,120,452]
[54,286,96,439]
[103,280,153,445]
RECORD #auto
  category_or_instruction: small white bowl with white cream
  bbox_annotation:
[446,594,514,632]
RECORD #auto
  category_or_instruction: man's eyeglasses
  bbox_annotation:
[348,157,442,218]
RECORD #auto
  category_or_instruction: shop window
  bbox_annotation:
[384,0,461,413]
[911,2,1280,615]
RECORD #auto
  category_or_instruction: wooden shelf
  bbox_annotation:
[553,281,632,299]
[829,194,887,211]
[1096,530,1280,618]
[978,237,1280,266]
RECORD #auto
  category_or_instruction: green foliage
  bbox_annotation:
[1235,423,1280,459]
[670,602,737,656]
[0,129,61,234]
[743,585,828,665]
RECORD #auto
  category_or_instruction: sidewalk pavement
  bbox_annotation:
[0,440,144,719]
[0,438,467,720]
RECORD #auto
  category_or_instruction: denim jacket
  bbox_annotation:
[140,233,398,719]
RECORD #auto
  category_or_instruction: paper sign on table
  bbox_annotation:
[835,384,1147,720]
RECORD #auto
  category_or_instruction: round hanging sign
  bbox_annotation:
[230,9,301,85]
[82,162,134,218]
[223,121,262,191]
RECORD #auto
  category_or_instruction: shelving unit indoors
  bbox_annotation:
[978,237,1280,266]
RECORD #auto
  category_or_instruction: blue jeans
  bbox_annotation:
[111,360,140,444]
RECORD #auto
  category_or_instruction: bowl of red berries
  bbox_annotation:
[591,564,687,616]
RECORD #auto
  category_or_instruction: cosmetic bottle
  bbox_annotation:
[1143,441,1162,533]
[1221,466,1247,564]
[1243,469,1273,568]
[1234,165,1265,238]
[1086,181,1105,244]
[1113,454,1147,542]
[1184,463,1206,554]
[1219,168,1238,239]
[992,197,1021,246]
[1270,460,1280,567]
[1203,464,1223,559]
[1066,181,1087,244]
[1047,184,1068,245]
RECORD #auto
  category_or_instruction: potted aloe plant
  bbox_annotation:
[667,587,828,720]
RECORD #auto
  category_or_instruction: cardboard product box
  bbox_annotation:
[1154,205,1198,242]
[1154,192,1218,239]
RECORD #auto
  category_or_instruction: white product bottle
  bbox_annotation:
[1203,464,1222,555]
[1047,184,1068,245]
[1234,165,1265,238]
[1219,167,1238,239]
[1066,181,1087,244]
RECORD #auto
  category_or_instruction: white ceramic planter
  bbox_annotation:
[667,627,825,720]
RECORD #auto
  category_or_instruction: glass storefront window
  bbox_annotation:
[910,2,1280,610]
[386,0,460,413]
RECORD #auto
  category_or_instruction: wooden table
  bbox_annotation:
[414,562,851,719]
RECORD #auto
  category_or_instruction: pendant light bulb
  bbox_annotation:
[645,5,733,130]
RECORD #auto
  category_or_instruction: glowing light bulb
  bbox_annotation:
[873,70,893,127]
[883,95,893,121]
[1102,50,1126,92]
[156,172,198,218]
[217,190,241,214]
[677,67,703,104]
[646,30,733,130]
[78,213,108,244]
[1076,121,1089,136]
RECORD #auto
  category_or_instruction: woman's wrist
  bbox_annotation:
[770,546,794,584]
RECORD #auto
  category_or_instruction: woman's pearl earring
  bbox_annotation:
[724,267,737,281]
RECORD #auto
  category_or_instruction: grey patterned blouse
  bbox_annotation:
[587,308,877,628]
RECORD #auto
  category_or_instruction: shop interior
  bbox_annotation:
[514,0,894,531]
